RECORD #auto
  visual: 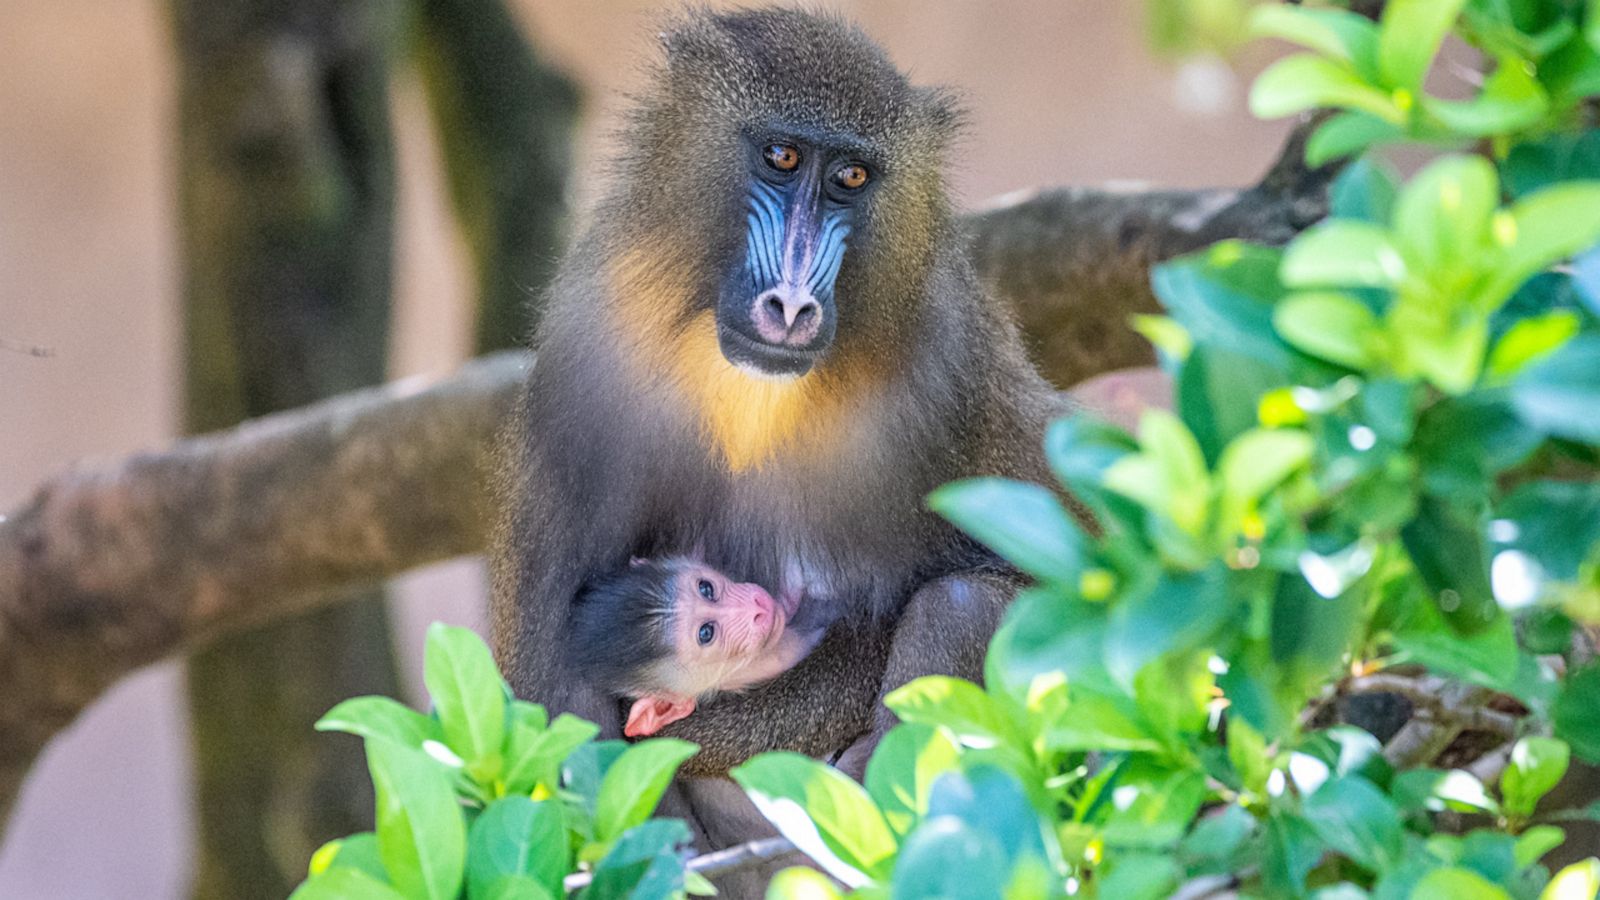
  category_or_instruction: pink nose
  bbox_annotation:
[750,285,821,346]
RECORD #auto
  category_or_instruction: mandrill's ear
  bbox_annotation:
[624,694,697,737]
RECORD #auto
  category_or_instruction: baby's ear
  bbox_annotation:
[624,695,697,737]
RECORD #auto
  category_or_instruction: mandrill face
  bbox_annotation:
[714,130,878,379]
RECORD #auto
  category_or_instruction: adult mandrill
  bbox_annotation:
[492,8,1062,779]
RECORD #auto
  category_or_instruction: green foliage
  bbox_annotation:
[292,624,698,899]
[740,5,1600,895]
[293,5,1600,896]
[1249,0,1600,163]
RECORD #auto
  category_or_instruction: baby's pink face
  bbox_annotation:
[669,564,787,682]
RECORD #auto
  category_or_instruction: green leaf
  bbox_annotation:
[1095,852,1182,900]
[1218,428,1313,529]
[309,833,388,883]
[1283,221,1406,289]
[1262,814,1323,896]
[1303,776,1403,873]
[1105,410,1211,535]
[583,819,691,900]
[732,752,898,887]
[1378,0,1469,92]
[1249,5,1380,78]
[1131,313,1193,361]
[1179,344,1288,466]
[1555,665,1600,763]
[1391,768,1499,815]
[1412,867,1513,900]
[316,696,442,749]
[1181,805,1255,873]
[1099,768,1207,849]
[1153,242,1292,365]
[1498,480,1600,582]
[593,738,698,842]
[1425,55,1549,138]
[1394,155,1499,279]
[1476,183,1600,311]
[1106,568,1231,686]
[884,676,1018,750]
[467,798,567,899]
[765,867,844,900]
[924,766,1049,868]
[1513,825,1566,868]
[1393,611,1519,689]
[864,723,961,837]
[367,738,467,900]
[1273,292,1382,370]
[1542,859,1600,900]
[890,816,1011,900]
[290,868,409,900]
[1250,53,1403,122]
[423,623,507,778]
[927,478,1088,587]
[1401,495,1500,634]
[1331,158,1400,224]
[1511,334,1600,442]
[1486,310,1581,380]
[1043,689,1161,753]
[1503,737,1571,819]
[1503,130,1600,198]
[502,713,599,796]
[1308,112,1407,167]
[479,875,555,900]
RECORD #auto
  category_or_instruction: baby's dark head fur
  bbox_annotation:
[569,559,683,696]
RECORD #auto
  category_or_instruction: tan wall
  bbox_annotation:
[0,1,1286,895]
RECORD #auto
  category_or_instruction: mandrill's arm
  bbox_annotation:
[491,397,637,737]
[660,570,1019,778]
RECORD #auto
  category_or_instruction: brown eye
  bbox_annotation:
[697,622,716,645]
[833,164,869,190]
[764,143,800,172]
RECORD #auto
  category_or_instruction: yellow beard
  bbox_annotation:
[607,250,853,473]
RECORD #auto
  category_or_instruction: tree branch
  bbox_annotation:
[0,121,1336,832]
[0,352,525,829]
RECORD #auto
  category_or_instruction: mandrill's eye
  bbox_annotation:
[697,579,716,601]
[833,164,869,190]
[697,622,716,645]
[763,143,800,172]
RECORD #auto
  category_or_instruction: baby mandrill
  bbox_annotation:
[569,556,825,737]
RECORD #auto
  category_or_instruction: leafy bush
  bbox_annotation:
[291,624,707,899]
[294,2,1600,898]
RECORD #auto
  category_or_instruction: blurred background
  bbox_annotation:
[0,1,1287,896]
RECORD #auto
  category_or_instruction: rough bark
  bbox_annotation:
[168,1,407,893]
[410,0,581,350]
[0,118,1334,834]
[968,120,1333,387]
[0,353,524,837]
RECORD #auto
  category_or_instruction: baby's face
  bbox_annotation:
[668,563,787,687]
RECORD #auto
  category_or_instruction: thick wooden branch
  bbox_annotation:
[967,119,1333,386]
[0,130,1334,831]
[0,352,525,828]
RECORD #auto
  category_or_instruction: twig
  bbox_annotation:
[1347,673,1519,739]
[1383,683,1497,769]
[562,836,800,893]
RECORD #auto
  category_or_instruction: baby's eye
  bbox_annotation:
[697,622,716,646]
[697,579,716,601]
